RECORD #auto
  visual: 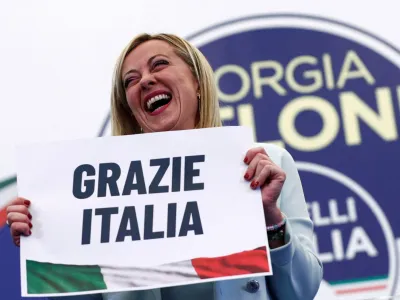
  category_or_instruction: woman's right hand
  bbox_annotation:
[6,197,32,247]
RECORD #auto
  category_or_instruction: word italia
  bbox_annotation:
[81,201,204,245]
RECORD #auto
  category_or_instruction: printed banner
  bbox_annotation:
[185,14,400,299]
[15,126,272,297]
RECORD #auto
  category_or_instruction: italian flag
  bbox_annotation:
[27,246,270,294]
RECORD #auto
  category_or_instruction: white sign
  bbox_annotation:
[16,126,272,297]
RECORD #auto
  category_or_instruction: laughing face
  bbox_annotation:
[122,40,199,133]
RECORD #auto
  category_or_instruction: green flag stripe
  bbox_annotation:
[27,260,107,294]
[0,176,16,190]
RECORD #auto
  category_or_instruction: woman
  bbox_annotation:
[6,33,323,300]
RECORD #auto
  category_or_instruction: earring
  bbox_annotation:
[197,93,201,113]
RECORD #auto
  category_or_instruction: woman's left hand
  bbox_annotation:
[243,146,286,225]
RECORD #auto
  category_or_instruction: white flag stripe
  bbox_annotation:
[100,260,198,288]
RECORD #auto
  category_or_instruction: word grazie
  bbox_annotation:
[72,155,205,199]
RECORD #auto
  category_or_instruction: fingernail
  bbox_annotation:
[251,181,259,189]
[28,214,32,220]
[29,223,32,228]
[24,200,31,206]
[243,157,248,164]
[244,173,250,180]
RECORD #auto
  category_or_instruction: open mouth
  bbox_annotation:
[145,93,172,115]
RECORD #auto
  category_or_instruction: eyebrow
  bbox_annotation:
[122,54,168,79]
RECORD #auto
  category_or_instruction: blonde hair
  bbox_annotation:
[111,33,222,136]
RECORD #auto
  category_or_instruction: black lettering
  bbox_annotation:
[98,163,121,197]
[73,164,96,199]
[179,201,203,236]
[171,157,181,192]
[167,203,177,238]
[184,155,205,191]
[144,205,164,239]
[149,158,169,194]
[81,209,92,245]
[95,207,119,243]
[116,206,141,242]
[122,161,147,195]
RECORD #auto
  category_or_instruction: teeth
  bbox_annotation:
[146,94,170,110]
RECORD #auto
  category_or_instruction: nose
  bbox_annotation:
[140,73,156,91]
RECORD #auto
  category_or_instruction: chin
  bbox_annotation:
[145,121,179,133]
[143,115,196,133]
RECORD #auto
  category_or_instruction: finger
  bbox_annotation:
[244,153,270,181]
[11,222,31,238]
[251,165,272,189]
[6,205,31,227]
[252,165,286,189]
[244,147,268,164]
[8,212,32,225]
[6,204,30,216]
[8,197,31,207]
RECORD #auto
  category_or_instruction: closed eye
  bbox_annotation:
[124,77,139,89]
[152,59,169,69]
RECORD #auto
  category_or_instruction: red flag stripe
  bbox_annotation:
[0,207,7,227]
[191,246,270,279]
